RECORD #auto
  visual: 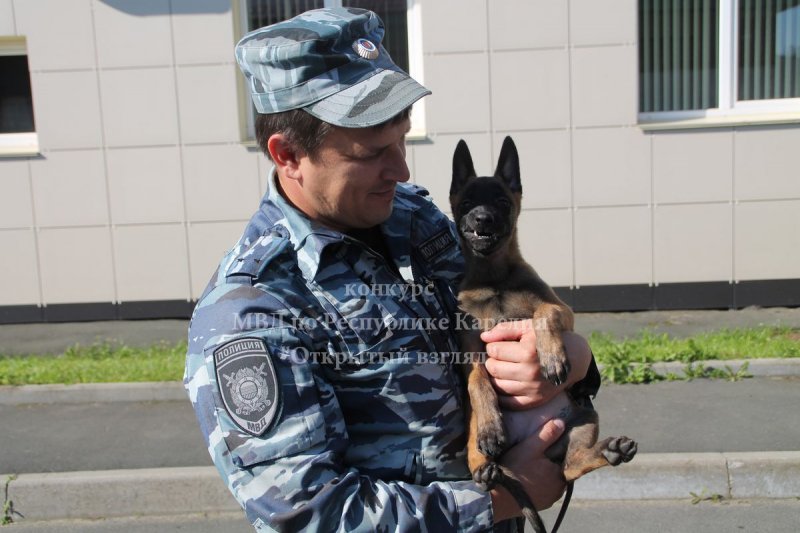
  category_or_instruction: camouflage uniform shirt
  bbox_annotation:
[184,174,499,532]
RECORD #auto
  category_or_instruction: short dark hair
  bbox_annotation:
[255,107,412,162]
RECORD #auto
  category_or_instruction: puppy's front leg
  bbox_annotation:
[461,330,506,485]
[533,303,573,386]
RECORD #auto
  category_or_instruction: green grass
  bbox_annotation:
[590,326,800,384]
[0,341,187,386]
[0,326,798,386]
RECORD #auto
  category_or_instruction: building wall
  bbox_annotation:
[0,0,266,322]
[0,0,798,322]
[409,0,800,310]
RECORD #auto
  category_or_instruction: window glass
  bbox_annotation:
[0,55,35,134]
[639,0,719,113]
[738,0,800,100]
[247,0,324,29]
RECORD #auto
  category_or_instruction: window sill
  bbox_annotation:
[0,132,40,158]
[639,111,800,131]
[406,129,429,142]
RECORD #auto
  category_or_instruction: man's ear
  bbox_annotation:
[267,134,303,180]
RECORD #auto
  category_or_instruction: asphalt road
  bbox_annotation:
[3,499,799,533]
[2,376,799,475]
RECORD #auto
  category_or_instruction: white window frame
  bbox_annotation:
[639,0,800,130]
[237,0,427,142]
[0,37,39,157]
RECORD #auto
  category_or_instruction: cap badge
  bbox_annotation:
[353,38,379,60]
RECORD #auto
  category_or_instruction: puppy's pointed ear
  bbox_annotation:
[495,136,521,193]
[451,139,476,199]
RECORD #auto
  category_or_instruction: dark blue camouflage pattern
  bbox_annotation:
[185,174,511,532]
[235,8,430,127]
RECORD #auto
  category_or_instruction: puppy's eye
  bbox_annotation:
[496,198,511,208]
[461,200,474,210]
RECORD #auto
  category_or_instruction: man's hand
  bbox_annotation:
[489,418,567,521]
[481,320,591,410]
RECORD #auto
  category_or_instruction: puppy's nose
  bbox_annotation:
[474,212,494,225]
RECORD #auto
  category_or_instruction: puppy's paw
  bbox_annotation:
[477,415,507,459]
[539,351,571,386]
[603,436,638,466]
[472,461,503,491]
[536,331,571,386]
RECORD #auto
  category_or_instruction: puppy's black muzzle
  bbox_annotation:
[460,207,510,255]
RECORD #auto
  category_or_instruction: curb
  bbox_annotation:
[644,357,800,378]
[3,452,799,523]
[1,358,798,406]
[0,381,185,405]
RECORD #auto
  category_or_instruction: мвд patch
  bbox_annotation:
[214,337,280,436]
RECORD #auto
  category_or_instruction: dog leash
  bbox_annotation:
[549,481,573,533]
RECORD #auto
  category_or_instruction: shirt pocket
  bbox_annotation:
[315,279,396,356]
[205,337,327,468]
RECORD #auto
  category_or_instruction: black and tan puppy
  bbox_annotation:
[450,137,637,533]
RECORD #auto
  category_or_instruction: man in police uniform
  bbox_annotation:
[185,7,594,532]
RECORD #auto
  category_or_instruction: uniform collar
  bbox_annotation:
[260,170,418,283]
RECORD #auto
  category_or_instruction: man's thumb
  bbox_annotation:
[535,418,566,450]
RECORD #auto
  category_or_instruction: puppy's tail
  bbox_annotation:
[497,465,547,533]
[498,466,574,533]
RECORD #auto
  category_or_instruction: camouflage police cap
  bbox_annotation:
[235,7,431,128]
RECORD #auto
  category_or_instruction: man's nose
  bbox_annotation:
[383,143,410,183]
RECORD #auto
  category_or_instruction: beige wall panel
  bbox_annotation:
[571,45,637,127]
[113,223,190,301]
[29,70,103,151]
[412,133,492,214]
[735,126,800,201]
[14,0,96,71]
[653,130,733,204]
[517,209,573,288]
[172,0,236,65]
[38,226,115,304]
[735,200,800,281]
[575,206,651,286]
[0,229,40,305]
[176,64,241,144]
[93,0,173,68]
[570,0,637,46]
[422,0,487,53]
[30,150,109,227]
[0,160,33,228]
[99,67,179,147]
[183,143,260,222]
[488,0,568,50]
[107,146,183,225]
[491,49,570,131]
[498,130,571,209]
[0,0,15,34]
[188,221,248,299]
[573,126,650,207]
[654,203,732,283]
[424,53,490,134]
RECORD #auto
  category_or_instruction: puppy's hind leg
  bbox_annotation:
[557,408,638,482]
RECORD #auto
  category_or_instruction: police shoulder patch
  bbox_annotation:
[214,337,280,437]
